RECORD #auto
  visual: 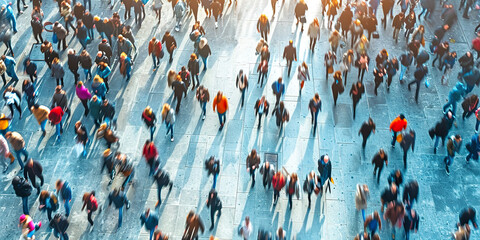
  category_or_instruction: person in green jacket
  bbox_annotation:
[88,95,102,127]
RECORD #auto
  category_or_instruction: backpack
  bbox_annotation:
[50,193,59,211]
[90,195,98,211]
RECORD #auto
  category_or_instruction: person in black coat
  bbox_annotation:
[403,209,419,239]
[400,129,416,169]
[381,0,394,29]
[283,40,297,77]
[162,31,177,63]
[122,0,134,19]
[408,65,428,103]
[373,65,386,96]
[100,99,116,126]
[206,189,222,230]
[372,148,387,184]
[385,57,399,91]
[441,3,457,27]
[458,207,478,229]
[133,0,145,25]
[172,77,187,113]
[45,46,59,69]
[31,17,44,44]
[349,81,365,119]
[51,213,69,239]
[254,96,269,128]
[67,49,80,85]
[380,183,397,212]
[403,180,419,209]
[98,39,113,64]
[23,158,44,194]
[359,117,376,148]
[153,168,173,207]
[101,149,116,183]
[108,188,130,228]
[387,169,403,187]
[23,58,38,83]
[188,54,200,89]
[204,156,220,189]
[430,110,454,154]
[82,10,94,40]
[12,176,32,215]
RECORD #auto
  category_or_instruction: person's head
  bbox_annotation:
[467,51,472,57]
[145,208,151,218]
[165,31,170,36]
[291,173,298,182]
[245,216,250,224]
[313,17,319,27]
[455,134,462,143]
[93,75,103,83]
[260,14,267,22]
[418,24,425,32]
[77,19,83,26]
[395,169,401,177]
[162,103,171,115]
[77,81,84,88]
[443,24,449,30]
[103,99,109,106]
[288,40,293,46]
[81,49,88,56]
[120,52,127,60]
[399,114,405,120]
[190,53,197,60]
[40,190,49,200]
[250,149,257,157]
[117,34,124,42]
[55,85,63,93]
[399,12,404,18]
[279,101,285,110]
[52,57,60,64]
[451,51,457,58]
[75,121,82,129]
[216,91,223,102]
[19,214,27,224]
[55,179,64,191]
[391,183,397,193]
[379,148,385,157]
[4,131,11,139]
[26,158,34,168]
[103,17,109,23]
[277,227,284,238]
[278,77,282,83]
[314,93,320,102]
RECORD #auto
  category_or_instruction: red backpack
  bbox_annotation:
[90,195,98,211]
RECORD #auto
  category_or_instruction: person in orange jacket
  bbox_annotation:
[212,91,228,131]
[272,171,285,205]
[389,114,407,147]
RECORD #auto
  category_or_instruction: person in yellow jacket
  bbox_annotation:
[31,104,50,136]
[0,113,10,135]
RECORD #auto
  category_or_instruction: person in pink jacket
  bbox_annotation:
[75,81,92,116]
[0,134,14,173]
[19,214,41,240]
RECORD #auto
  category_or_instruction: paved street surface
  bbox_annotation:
[0,0,479,239]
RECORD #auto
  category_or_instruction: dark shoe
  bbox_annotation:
[433,148,437,154]
[42,131,46,137]
[169,182,173,191]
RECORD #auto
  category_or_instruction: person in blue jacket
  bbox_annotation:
[55,179,72,217]
[96,62,111,92]
[108,188,130,228]
[140,208,159,240]
[3,4,17,33]
[466,134,480,163]
[2,55,18,82]
[443,81,466,116]
[91,75,107,99]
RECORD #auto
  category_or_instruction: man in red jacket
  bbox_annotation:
[272,171,285,205]
[389,114,407,147]
[142,140,158,176]
[48,106,64,141]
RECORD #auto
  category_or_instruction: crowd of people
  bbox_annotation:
[0,0,479,239]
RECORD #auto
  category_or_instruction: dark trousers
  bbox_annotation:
[210,206,221,227]
[273,189,280,203]
[361,133,370,148]
[333,90,339,105]
[249,168,256,186]
[168,50,174,62]
[28,73,37,83]
[260,30,268,42]
[175,94,183,113]
[352,99,359,119]
[104,77,109,91]
[408,80,421,103]
[262,173,271,189]
[8,103,22,118]
[386,74,393,89]
[403,149,408,168]
[56,78,64,86]
[257,113,264,128]
[87,210,94,225]
[22,196,29,215]
[288,194,293,209]
[124,6,132,19]
[17,0,26,13]
[33,33,44,44]
[192,74,199,89]
[373,164,383,183]
[70,69,79,85]
[287,59,293,76]
[57,38,67,50]
[81,98,89,116]
[391,131,398,146]
[311,109,319,136]
[28,174,44,192]
[343,71,349,85]
[1,73,5,85]
[358,68,366,82]
[432,53,445,68]
[309,37,317,51]
[258,72,266,87]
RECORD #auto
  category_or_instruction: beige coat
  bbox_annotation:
[32,105,50,124]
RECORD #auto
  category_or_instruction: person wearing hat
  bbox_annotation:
[18,214,41,239]
[162,31,177,63]
[142,106,157,141]
[283,40,297,77]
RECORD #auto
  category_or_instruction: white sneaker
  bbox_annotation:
[171,137,174,142]
[215,22,218,28]
[202,115,206,120]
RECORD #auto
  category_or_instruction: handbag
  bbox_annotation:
[52,33,58,44]
[396,133,403,143]
[300,16,307,24]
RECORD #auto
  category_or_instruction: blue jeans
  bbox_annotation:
[476,119,480,131]
[217,112,226,125]
[22,196,29,215]
[200,101,207,116]
[152,54,160,68]
[64,200,71,216]
[126,67,131,80]
[55,120,63,139]
[122,170,134,189]
[83,68,92,81]
[399,64,407,81]
[87,28,94,39]
[40,120,47,132]
[118,206,123,227]
[212,173,218,189]
[83,0,91,11]
[391,131,398,146]
[434,136,444,149]
[311,110,319,134]
[149,126,156,141]
[166,122,174,138]
[443,100,457,115]
[15,148,28,169]
[201,56,208,70]
[156,185,163,205]
[149,228,155,240]
[79,37,87,49]
[54,229,69,239]
[240,89,246,107]
[7,70,19,81]
[445,154,454,166]
[8,16,17,32]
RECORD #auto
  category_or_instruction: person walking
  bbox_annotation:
[81,191,98,226]
[303,171,319,208]
[172,75,187,113]
[23,58,37,83]
[271,77,285,107]
[297,62,310,95]
[55,179,72,217]
[188,54,200,89]
[142,140,158,176]
[307,18,320,52]
[19,214,41,240]
[198,37,211,71]
[148,37,163,72]
[402,180,419,210]
[38,190,59,222]
[76,20,88,49]
[108,188,130,228]
[407,65,428,103]
[389,114,407,147]
[5,131,28,170]
[285,172,300,210]
[206,189,222,231]
[373,65,386,96]
[272,101,289,132]
[392,12,404,43]
[91,76,107,100]
[430,110,455,154]
[162,31,177,63]
[140,208,159,240]
[462,94,478,120]
[23,158,43,194]
[75,81,92,116]
[204,156,220,189]
[350,20,364,47]
[458,207,478,229]
[259,161,274,190]
[257,14,270,42]
[213,91,228,130]
[403,208,419,240]
[349,81,365,119]
[254,96,269,129]
[52,21,68,51]
[183,210,205,240]
[236,70,248,107]
[444,134,462,175]
[119,52,133,81]
[12,176,32,215]
[74,121,89,156]
[358,117,376,149]
[48,106,64,141]
[384,201,405,239]
[309,93,321,136]
[324,51,336,81]
[257,59,268,88]
[87,95,101,127]
[355,184,370,219]
[399,51,413,83]
[0,133,14,173]
[153,168,173,207]
[272,171,285,205]
[161,103,176,142]
[283,40,297,77]
[196,85,210,120]
[142,106,157,141]
[465,133,480,163]
[329,30,342,54]
[385,57,399,91]
[246,149,260,188]
[341,49,354,86]
[371,148,387,184]
[400,129,416,169]
[30,104,49,136]
[67,49,80,85]
[79,50,93,82]
[239,216,253,240]
[356,53,369,82]
[294,0,308,31]
[96,62,111,92]
[443,82,466,117]
[318,154,333,196]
